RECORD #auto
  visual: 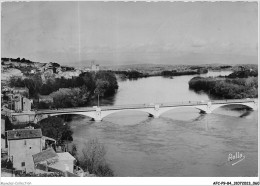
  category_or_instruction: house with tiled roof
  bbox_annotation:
[32,148,59,173]
[32,148,76,174]
[7,129,43,173]
[49,152,76,173]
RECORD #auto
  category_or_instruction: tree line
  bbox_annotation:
[189,69,258,99]
[8,71,118,108]
[161,68,208,77]
[113,70,149,79]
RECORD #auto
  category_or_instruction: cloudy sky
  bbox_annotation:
[1,1,258,66]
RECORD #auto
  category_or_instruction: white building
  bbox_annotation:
[49,152,76,173]
[7,129,43,173]
[91,61,100,72]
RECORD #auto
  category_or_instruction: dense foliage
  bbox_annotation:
[94,71,119,96]
[162,68,208,77]
[8,71,118,108]
[227,69,258,78]
[189,76,258,99]
[8,74,42,98]
[114,70,149,79]
[37,117,73,145]
[1,159,14,169]
[49,87,89,108]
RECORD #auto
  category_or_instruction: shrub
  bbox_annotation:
[79,139,114,177]
[1,159,14,169]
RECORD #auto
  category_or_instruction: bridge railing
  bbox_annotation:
[160,101,208,107]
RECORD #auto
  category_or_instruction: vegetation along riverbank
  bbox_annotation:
[189,65,258,99]
[7,71,118,109]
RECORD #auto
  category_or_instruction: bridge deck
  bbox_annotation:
[34,99,256,115]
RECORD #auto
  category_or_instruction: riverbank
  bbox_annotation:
[189,68,258,99]
[112,68,208,79]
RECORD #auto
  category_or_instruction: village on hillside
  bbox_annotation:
[1,58,100,177]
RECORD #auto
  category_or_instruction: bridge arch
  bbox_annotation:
[210,102,256,112]
[158,105,208,116]
[100,108,156,120]
[34,112,97,123]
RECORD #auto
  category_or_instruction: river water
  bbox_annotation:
[69,71,258,177]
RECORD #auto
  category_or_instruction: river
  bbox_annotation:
[69,70,258,177]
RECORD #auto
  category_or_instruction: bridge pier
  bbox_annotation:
[196,102,212,114]
[151,104,160,118]
[94,107,102,122]
[252,100,258,110]
[147,104,160,118]
[207,102,212,113]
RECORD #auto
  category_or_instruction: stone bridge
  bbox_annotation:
[27,99,257,123]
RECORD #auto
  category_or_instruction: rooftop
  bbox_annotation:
[57,152,75,161]
[33,148,58,165]
[7,129,42,140]
[42,136,56,142]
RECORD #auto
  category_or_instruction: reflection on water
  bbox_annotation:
[69,71,258,177]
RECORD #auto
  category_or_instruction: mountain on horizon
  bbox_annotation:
[61,53,258,68]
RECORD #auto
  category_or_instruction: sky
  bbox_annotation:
[1,1,258,66]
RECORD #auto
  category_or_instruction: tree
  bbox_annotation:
[94,71,118,96]
[8,76,25,87]
[71,144,78,157]
[40,79,55,95]
[77,72,95,90]
[1,159,14,170]
[50,88,73,108]
[38,117,73,145]
[50,88,89,108]
[189,76,258,99]
[94,79,109,97]
[79,139,114,177]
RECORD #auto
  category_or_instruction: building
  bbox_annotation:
[12,87,29,97]
[33,149,76,174]
[38,95,54,104]
[57,70,82,79]
[30,69,36,74]
[41,62,60,73]
[32,148,59,173]
[7,129,43,173]
[9,112,36,124]
[14,94,22,111]
[91,61,100,72]
[13,94,32,112]
[22,97,32,111]
[49,152,76,173]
